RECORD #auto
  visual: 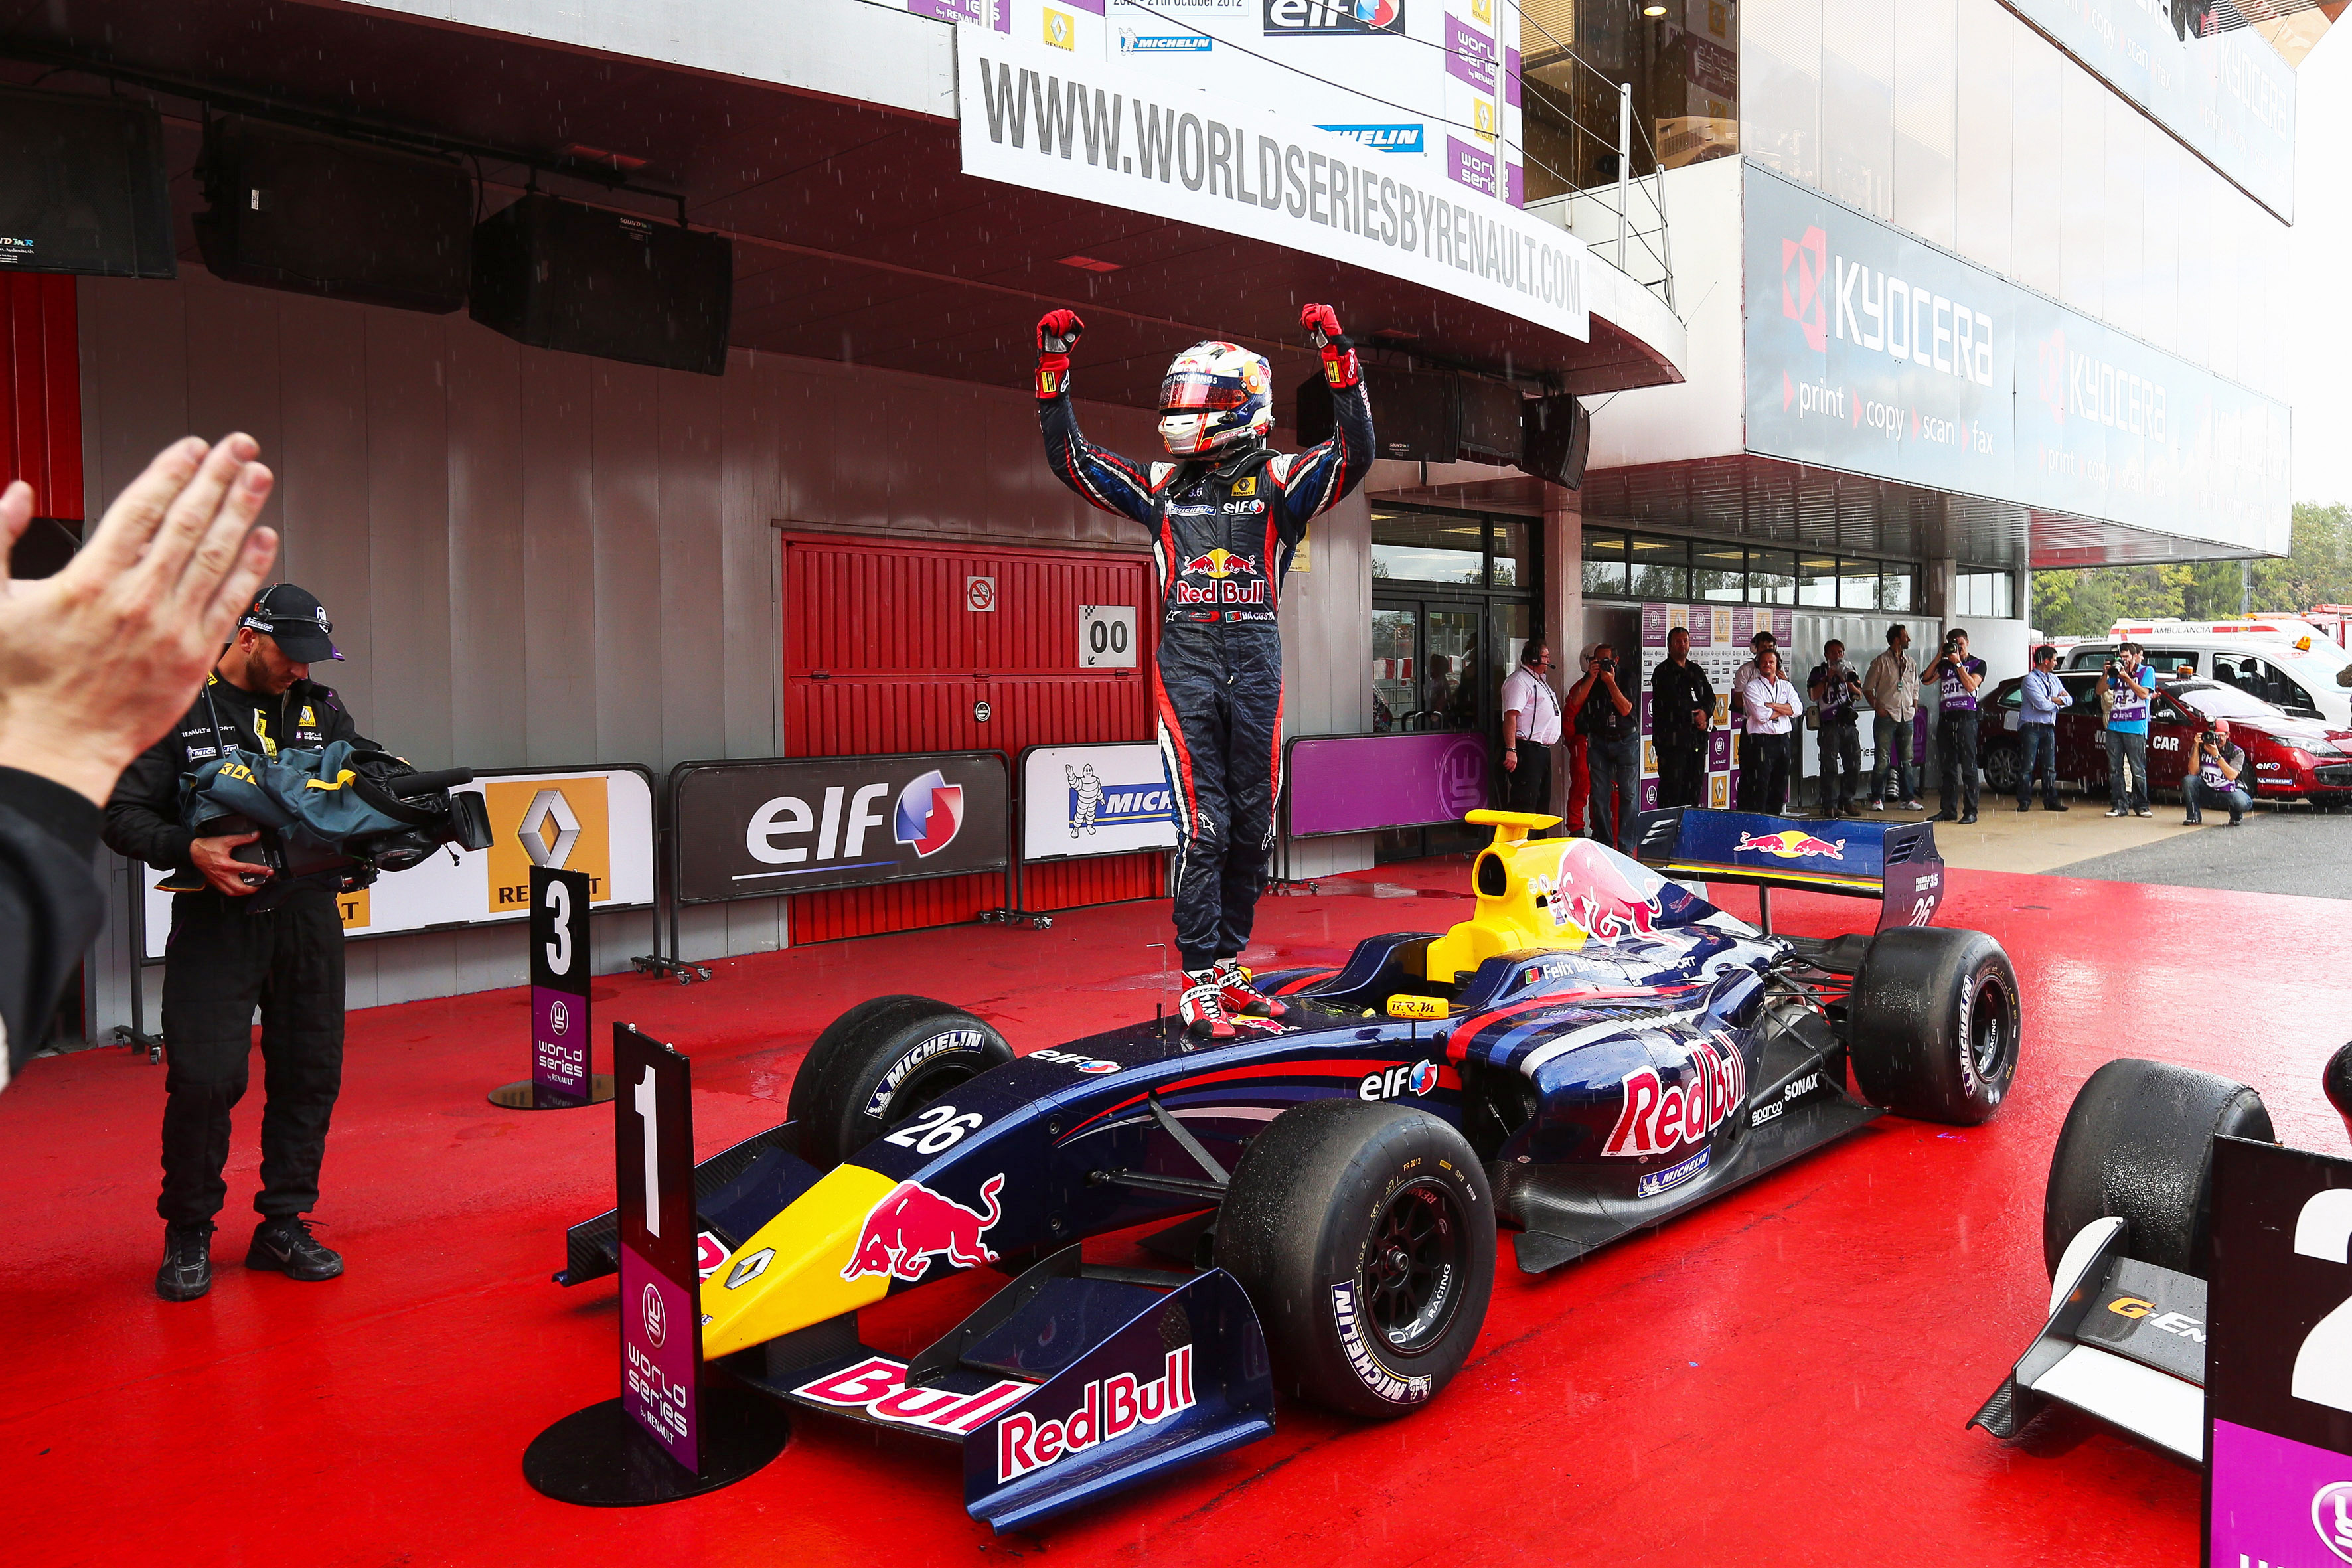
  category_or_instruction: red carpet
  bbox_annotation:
[3,862,2346,1566]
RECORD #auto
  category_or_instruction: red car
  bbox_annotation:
[1979,674,2352,805]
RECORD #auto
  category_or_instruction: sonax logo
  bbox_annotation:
[1782,226,1827,353]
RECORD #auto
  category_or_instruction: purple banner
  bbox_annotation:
[621,1243,698,1470]
[532,988,588,1102]
[1506,161,1523,208]
[1447,135,1497,196]
[1505,46,1522,107]
[1443,15,1499,92]
[1289,732,1489,837]
[911,0,1008,28]
[1707,730,1731,771]
[2210,1419,2352,1566]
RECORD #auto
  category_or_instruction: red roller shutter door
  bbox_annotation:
[0,274,82,520]
[781,534,1164,943]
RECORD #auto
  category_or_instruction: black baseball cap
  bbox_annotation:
[241,582,343,662]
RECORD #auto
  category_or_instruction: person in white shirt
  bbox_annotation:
[1740,648,1801,814]
[1730,629,1776,811]
[1499,642,1563,830]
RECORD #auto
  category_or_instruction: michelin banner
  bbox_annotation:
[1744,163,2289,556]
[141,765,657,958]
[957,27,1586,342]
[1020,742,1177,862]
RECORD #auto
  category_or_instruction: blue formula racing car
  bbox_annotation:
[557,808,2020,1529]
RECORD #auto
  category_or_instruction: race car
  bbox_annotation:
[1970,1044,2352,1463]
[1978,674,2352,806]
[558,807,2021,1529]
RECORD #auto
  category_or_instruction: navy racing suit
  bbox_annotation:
[1038,357,1373,973]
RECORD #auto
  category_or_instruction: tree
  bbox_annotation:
[2031,503,2352,635]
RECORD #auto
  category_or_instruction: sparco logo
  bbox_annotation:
[1781,226,1826,353]
[1264,0,1403,36]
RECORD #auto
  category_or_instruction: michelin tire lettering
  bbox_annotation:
[1330,1281,1432,1405]
[864,1030,984,1117]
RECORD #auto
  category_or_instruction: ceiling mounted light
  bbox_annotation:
[1058,254,1123,272]
[1643,3,1666,13]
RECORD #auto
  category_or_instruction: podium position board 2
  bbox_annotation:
[616,1023,700,1473]
[530,866,595,1103]
[2206,1135,2352,1566]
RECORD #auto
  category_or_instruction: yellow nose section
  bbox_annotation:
[698,1162,900,1362]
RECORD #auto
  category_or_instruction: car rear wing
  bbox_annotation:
[1627,808,1944,933]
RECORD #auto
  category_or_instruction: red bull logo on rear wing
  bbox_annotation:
[1628,808,1944,933]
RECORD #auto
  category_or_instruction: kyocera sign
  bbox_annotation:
[670,752,1010,903]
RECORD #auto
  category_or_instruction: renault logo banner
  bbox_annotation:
[956,30,1587,342]
[140,764,657,958]
[670,751,1012,904]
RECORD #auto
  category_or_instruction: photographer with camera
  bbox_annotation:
[2183,716,2252,828]
[104,584,373,1301]
[1926,627,1985,824]
[1739,648,1802,813]
[1807,639,1864,817]
[1571,641,1638,851]
[2101,641,2156,819]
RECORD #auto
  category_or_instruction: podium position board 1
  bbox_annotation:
[531,866,595,1103]
[616,1022,700,1473]
[2206,1135,2352,1567]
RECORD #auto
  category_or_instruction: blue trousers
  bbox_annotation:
[2017,723,2060,806]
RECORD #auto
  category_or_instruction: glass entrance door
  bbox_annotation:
[1373,600,1488,734]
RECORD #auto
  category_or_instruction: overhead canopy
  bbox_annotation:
[0,0,1684,414]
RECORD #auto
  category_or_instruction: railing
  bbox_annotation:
[1508,19,1677,313]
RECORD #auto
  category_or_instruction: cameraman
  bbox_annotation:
[104,584,372,1302]
[1806,639,1863,817]
[1927,627,1984,824]
[1571,641,1638,851]
[2101,642,2155,819]
[2184,717,2252,827]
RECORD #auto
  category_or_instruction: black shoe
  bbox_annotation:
[1958,812,1978,825]
[2184,814,2203,824]
[2045,799,2070,811]
[247,1217,344,1281]
[1933,810,1958,821]
[2016,801,2033,813]
[157,1222,214,1302]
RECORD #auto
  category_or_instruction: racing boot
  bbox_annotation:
[156,1221,214,1302]
[246,1217,345,1282]
[1179,969,1236,1040]
[1215,957,1287,1020]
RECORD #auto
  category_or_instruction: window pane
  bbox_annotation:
[1694,542,1745,601]
[1879,564,1915,612]
[1840,561,1880,609]
[1583,530,1630,597]
[1371,509,1484,585]
[1749,548,1796,604]
[1492,520,1532,588]
[1630,534,1689,600]
[1372,607,1418,732]
[1797,554,1839,605]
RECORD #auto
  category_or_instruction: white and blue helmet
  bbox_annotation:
[1158,340,1274,456]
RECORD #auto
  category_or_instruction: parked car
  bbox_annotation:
[1979,674,2352,805]
[2061,632,2352,729]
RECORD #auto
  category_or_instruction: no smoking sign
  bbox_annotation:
[966,575,997,613]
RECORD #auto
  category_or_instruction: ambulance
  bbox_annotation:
[2060,618,2352,729]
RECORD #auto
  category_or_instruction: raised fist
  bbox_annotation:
[1300,303,1344,348]
[1036,309,1085,354]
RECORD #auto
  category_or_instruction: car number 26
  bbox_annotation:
[884,1103,983,1154]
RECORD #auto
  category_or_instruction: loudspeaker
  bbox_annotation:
[1521,392,1591,489]
[6,516,80,581]
[0,88,173,279]
[1296,364,1457,463]
[195,118,473,312]
[469,194,732,377]
[1456,376,1526,466]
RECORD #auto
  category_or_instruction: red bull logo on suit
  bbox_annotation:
[842,1173,1006,1282]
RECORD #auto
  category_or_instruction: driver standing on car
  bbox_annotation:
[103,584,373,1302]
[1035,303,1373,1040]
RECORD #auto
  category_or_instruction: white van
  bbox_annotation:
[2061,622,2352,728]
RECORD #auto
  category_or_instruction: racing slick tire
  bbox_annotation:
[1214,1099,1494,1420]
[1847,928,2021,1126]
[2040,1057,2272,1279]
[787,996,1013,1170]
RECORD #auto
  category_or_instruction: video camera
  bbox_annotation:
[187,746,495,909]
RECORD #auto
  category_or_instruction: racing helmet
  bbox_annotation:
[1158,341,1273,456]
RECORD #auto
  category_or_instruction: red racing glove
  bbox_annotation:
[1302,303,1360,390]
[1036,308,1084,398]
